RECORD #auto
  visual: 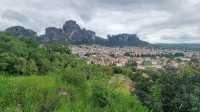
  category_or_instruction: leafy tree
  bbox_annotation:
[160,72,200,112]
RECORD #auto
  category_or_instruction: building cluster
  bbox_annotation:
[71,45,200,70]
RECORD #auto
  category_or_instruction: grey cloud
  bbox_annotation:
[0,0,200,43]
[1,10,29,23]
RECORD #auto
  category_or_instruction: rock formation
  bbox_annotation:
[5,26,37,39]
[4,20,149,46]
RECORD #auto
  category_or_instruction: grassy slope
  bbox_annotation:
[0,74,149,112]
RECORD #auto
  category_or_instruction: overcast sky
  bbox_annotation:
[0,0,200,43]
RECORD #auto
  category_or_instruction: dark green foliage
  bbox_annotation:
[0,33,72,75]
[91,84,110,108]
[163,52,185,59]
[160,71,200,112]
[174,52,184,57]
[112,66,123,74]
[130,68,200,112]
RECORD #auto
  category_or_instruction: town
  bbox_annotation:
[71,45,200,70]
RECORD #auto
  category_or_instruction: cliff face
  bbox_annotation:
[38,20,97,45]
[108,34,148,46]
[62,20,97,45]
[39,27,67,42]
[63,20,81,34]
[5,20,149,46]
[5,26,37,39]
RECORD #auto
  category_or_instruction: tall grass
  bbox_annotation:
[0,74,149,112]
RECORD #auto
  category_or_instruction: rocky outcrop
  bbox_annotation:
[63,20,97,45]
[4,20,149,46]
[108,34,148,46]
[39,27,67,43]
[63,20,81,34]
[5,26,37,39]
[68,29,96,44]
[94,36,108,45]
[39,20,98,45]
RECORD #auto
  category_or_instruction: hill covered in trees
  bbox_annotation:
[0,32,200,112]
[5,20,149,47]
[0,32,149,112]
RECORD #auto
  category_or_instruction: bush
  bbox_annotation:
[90,84,110,108]
[58,68,86,88]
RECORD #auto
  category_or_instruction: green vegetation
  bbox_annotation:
[0,32,148,112]
[129,68,200,112]
[0,32,199,112]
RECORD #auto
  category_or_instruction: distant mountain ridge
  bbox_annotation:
[4,20,149,47]
[155,43,200,50]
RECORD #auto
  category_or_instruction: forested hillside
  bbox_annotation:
[0,32,148,112]
[0,32,199,112]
